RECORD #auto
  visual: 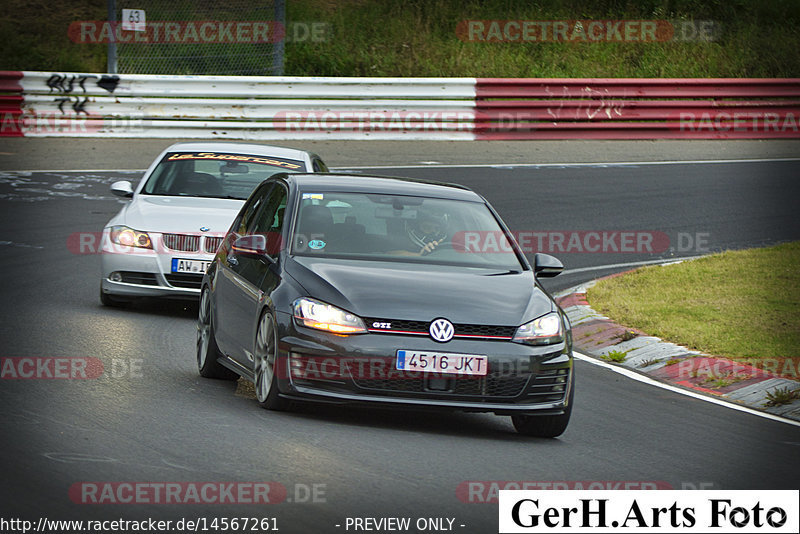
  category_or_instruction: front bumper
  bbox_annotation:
[100,233,214,300]
[274,311,573,415]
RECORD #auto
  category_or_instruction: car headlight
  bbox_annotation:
[512,312,564,345]
[109,225,152,249]
[293,297,367,335]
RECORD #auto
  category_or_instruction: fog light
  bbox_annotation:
[109,272,122,282]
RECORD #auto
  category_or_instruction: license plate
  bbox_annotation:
[396,350,488,376]
[171,258,211,274]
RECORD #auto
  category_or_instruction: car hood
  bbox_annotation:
[114,195,244,234]
[285,256,555,326]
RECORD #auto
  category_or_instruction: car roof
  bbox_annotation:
[284,173,481,202]
[161,141,316,161]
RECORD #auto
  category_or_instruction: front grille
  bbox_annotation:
[353,370,530,398]
[353,374,425,393]
[163,233,200,252]
[369,319,428,333]
[365,317,516,340]
[117,271,158,286]
[204,236,224,253]
[454,374,529,397]
[457,324,516,339]
[164,273,203,289]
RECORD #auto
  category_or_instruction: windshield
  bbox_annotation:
[291,192,524,271]
[141,151,307,200]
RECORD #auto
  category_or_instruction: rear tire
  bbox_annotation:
[511,370,574,438]
[197,288,239,380]
[254,310,289,411]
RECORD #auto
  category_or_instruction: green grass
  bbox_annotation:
[0,0,107,72]
[2,0,799,76]
[764,386,800,407]
[587,242,800,363]
[286,0,800,77]
[601,350,628,363]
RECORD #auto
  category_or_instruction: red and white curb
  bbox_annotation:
[555,279,800,423]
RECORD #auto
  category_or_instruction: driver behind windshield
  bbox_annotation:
[388,207,450,256]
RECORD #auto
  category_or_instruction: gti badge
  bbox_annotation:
[429,318,454,342]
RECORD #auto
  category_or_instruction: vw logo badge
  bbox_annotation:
[199,226,210,232]
[429,318,454,342]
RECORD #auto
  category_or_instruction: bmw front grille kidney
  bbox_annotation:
[163,233,200,252]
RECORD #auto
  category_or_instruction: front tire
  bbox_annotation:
[197,288,238,380]
[254,310,289,411]
[511,371,574,438]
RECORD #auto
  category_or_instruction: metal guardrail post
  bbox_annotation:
[107,0,118,74]
[273,0,285,76]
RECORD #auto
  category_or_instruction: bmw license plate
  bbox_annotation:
[171,258,211,274]
[396,350,488,376]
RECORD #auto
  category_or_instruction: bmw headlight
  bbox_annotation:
[293,297,367,335]
[512,312,564,345]
[109,225,153,249]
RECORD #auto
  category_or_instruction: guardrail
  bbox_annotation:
[2,71,799,139]
[474,78,800,139]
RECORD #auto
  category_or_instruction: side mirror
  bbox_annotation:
[534,253,564,278]
[110,180,134,198]
[231,233,282,259]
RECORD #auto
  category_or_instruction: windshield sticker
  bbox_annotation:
[166,152,303,170]
[308,240,326,250]
[302,193,324,200]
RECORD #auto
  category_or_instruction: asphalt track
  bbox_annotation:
[0,144,799,532]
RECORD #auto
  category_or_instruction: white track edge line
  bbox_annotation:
[574,351,800,428]
[335,157,800,170]
[562,256,705,275]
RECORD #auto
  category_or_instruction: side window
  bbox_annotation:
[232,183,272,236]
[312,158,329,173]
[252,185,287,234]
[250,184,288,258]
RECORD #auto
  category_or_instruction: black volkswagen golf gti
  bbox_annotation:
[197,173,574,437]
